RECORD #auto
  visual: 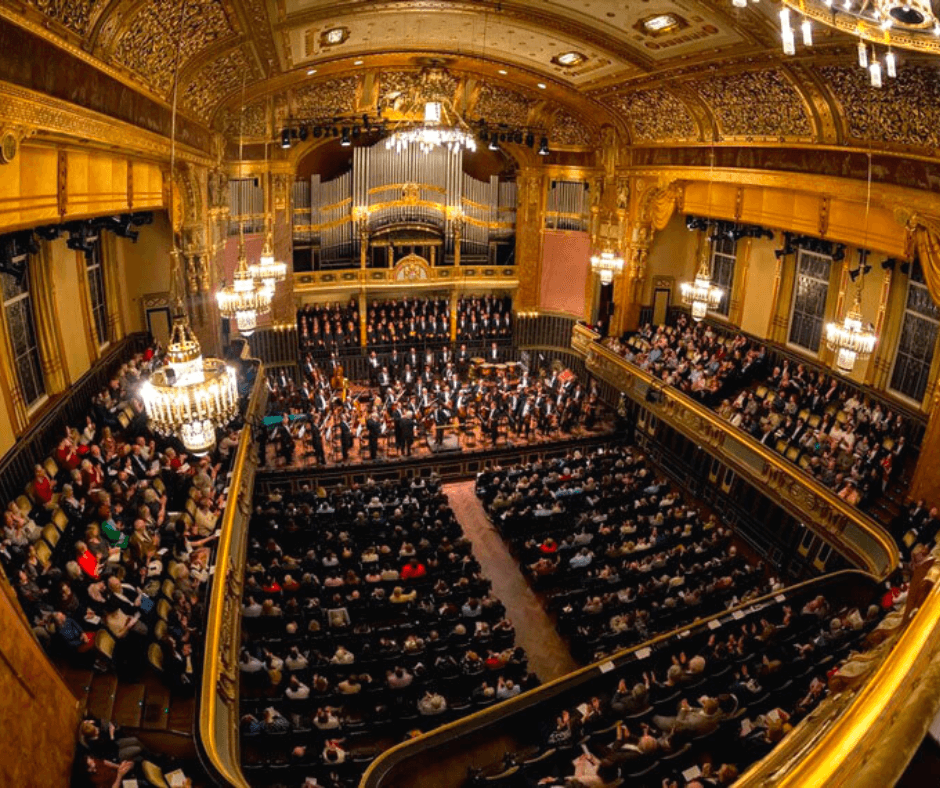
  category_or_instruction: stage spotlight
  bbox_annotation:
[340,128,351,147]
[280,128,291,149]
[538,137,550,155]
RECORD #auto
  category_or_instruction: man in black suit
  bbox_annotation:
[487,342,500,363]
[309,414,327,465]
[400,410,416,457]
[338,414,353,462]
[367,351,381,386]
[273,414,295,466]
[366,411,382,460]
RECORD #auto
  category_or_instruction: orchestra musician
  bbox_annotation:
[273,414,295,465]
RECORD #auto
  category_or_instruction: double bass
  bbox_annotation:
[330,362,348,403]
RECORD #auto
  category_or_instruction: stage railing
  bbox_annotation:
[196,356,267,788]
[293,263,519,295]
[571,323,898,579]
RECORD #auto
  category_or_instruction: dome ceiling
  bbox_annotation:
[5,0,940,157]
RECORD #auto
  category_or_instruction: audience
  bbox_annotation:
[239,477,537,787]
[605,317,911,513]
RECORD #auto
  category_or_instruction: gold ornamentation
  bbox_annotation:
[379,69,459,114]
[605,88,696,142]
[472,83,535,127]
[0,132,17,164]
[819,64,940,150]
[393,252,431,281]
[21,0,99,36]
[292,77,358,118]
[549,109,596,147]
[691,69,812,139]
[219,100,267,139]
[183,48,254,120]
[112,0,234,95]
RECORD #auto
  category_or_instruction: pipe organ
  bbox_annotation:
[291,140,516,270]
[228,178,265,235]
[545,179,590,232]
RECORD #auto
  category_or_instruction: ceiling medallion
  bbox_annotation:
[321,26,350,46]
[749,0,939,86]
[553,51,586,67]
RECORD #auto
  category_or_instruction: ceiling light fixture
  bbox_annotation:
[757,0,935,77]
[553,51,586,66]
[590,248,624,284]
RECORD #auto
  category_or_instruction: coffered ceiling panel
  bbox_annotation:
[284,9,632,85]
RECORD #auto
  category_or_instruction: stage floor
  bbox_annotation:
[260,418,616,471]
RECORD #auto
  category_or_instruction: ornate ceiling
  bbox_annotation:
[4,0,940,159]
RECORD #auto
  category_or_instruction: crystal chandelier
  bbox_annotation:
[141,305,239,455]
[217,226,273,337]
[680,238,724,321]
[590,249,625,285]
[758,0,939,85]
[250,218,288,290]
[386,100,477,155]
[825,293,877,373]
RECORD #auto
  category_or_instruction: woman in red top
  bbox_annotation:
[31,465,55,506]
[539,537,558,554]
[56,437,81,471]
[75,541,101,579]
[401,557,427,580]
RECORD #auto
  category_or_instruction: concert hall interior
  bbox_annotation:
[4,1,940,787]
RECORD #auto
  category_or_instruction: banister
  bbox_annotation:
[571,323,898,580]
[196,356,267,788]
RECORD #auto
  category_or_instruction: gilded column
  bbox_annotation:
[729,237,751,327]
[515,169,545,311]
[450,290,458,342]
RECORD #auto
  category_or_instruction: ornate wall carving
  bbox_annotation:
[292,77,358,118]
[819,64,940,151]
[691,69,812,139]
[22,0,101,36]
[183,49,252,119]
[378,69,459,112]
[112,0,234,94]
[605,88,696,142]
[549,109,596,147]
[472,83,536,127]
[219,99,266,139]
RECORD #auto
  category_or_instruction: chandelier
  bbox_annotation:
[825,294,877,373]
[680,239,724,321]
[250,217,288,290]
[386,100,476,155]
[590,249,625,284]
[748,0,940,85]
[217,227,273,337]
[141,306,239,455]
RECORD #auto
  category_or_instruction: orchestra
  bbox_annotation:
[262,346,603,468]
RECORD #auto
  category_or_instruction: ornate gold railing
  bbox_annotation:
[571,323,898,579]
[197,358,266,788]
[293,265,519,294]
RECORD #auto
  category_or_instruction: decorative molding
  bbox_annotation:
[549,109,596,148]
[183,47,255,120]
[291,76,359,118]
[690,69,813,140]
[604,87,696,142]
[471,82,536,127]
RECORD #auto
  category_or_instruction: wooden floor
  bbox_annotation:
[444,480,579,683]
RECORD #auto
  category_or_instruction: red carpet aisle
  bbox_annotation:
[444,480,579,682]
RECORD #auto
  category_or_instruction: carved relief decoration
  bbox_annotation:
[819,64,940,151]
[605,88,696,142]
[471,83,536,127]
[22,0,102,36]
[691,69,812,139]
[549,109,596,147]
[111,0,235,94]
[292,77,358,118]
[219,99,267,139]
[183,48,253,120]
[378,69,459,114]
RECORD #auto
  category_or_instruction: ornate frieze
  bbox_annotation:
[112,0,234,94]
[605,88,696,142]
[819,64,940,151]
[22,0,101,36]
[378,69,459,113]
[691,69,812,139]
[471,83,536,127]
[219,99,267,139]
[183,48,252,119]
[292,76,358,118]
[549,109,596,147]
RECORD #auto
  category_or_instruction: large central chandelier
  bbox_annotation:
[141,306,239,455]
[826,294,877,373]
[680,239,724,321]
[386,101,476,155]
[736,0,939,86]
[217,227,273,337]
[590,249,625,284]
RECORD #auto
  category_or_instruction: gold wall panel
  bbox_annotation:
[293,266,519,297]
